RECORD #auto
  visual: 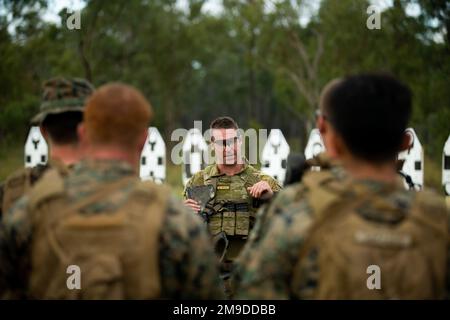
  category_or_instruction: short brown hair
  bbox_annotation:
[84,83,153,149]
[210,116,239,130]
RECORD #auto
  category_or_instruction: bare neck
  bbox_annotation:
[50,144,82,166]
[342,155,398,183]
[86,146,139,172]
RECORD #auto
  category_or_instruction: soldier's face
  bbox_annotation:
[211,128,241,165]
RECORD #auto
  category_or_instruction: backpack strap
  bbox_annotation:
[241,165,262,188]
[297,187,377,262]
[28,169,65,211]
[301,170,344,215]
[409,191,449,240]
[2,168,33,215]
[129,180,169,297]
[37,175,135,261]
[203,170,218,199]
[30,174,169,299]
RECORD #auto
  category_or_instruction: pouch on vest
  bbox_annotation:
[221,204,236,236]
[235,203,250,236]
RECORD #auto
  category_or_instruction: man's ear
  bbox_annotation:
[399,131,412,152]
[317,116,326,136]
[321,124,343,159]
[77,123,87,146]
[39,126,48,141]
[331,133,347,158]
[137,128,148,153]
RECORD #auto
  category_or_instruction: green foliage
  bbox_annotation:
[0,0,448,190]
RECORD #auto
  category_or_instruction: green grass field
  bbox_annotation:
[0,142,24,182]
[0,142,445,196]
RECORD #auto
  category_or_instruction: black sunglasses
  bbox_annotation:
[211,136,239,147]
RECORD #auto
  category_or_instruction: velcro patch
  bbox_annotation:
[354,230,413,248]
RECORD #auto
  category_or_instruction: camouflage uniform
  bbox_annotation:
[0,78,94,219]
[234,152,338,280]
[30,77,95,125]
[233,166,450,299]
[0,159,70,219]
[184,162,281,258]
[183,162,281,296]
[0,159,225,299]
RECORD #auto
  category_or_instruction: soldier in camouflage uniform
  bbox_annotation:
[183,116,281,296]
[0,83,224,299]
[0,77,94,219]
[233,152,338,286]
[234,74,450,299]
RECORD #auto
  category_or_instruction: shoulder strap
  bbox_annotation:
[2,168,32,213]
[28,169,65,211]
[129,180,169,297]
[296,186,377,266]
[242,165,262,186]
[301,170,343,215]
[65,177,135,215]
[409,191,449,238]
[37,175,137,264]
[203,170,218,193]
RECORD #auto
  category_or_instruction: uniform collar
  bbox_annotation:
[48,158,72,176]
[74,158,136,177]
[210,158,250,177]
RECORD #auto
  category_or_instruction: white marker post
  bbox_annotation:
[139,127,166,184]
[261,129,290,185]
[398,128,424,190]
[443,134,450,196]
[304,128,325,171]
[24,126,48,168]
[182,128,209,186]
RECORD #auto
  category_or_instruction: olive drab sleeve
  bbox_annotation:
[258,173,282,193]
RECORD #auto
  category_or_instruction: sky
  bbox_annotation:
[22,0,439,42]
[43,0,413,25]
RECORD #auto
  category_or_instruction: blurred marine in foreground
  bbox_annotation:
[0,78,94,218]
[233,73,449,299]
[0,83,224,299]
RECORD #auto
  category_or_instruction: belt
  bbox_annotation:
[222,202,249,212]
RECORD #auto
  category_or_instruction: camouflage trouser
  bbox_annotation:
[215,236,246,299]
[220,260,234,299]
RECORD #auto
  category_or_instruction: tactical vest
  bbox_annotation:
[27,169,168,299]
[204,166,262,239]
[292,170,449,299]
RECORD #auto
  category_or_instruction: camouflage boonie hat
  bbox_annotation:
[31,77,95,125]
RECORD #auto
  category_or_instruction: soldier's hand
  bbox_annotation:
[247,181,273,199]
[184,198,201,213]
